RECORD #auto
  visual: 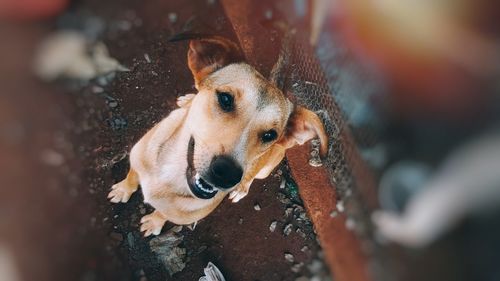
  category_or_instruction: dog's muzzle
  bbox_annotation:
[186,136,219,199]
[185,136,243,199]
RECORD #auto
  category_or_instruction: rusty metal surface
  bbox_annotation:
[287,144,371,281]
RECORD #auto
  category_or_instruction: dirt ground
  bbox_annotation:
[0,0,331,280]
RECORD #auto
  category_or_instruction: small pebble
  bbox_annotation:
[144,53,151,63]
[345,218,356,230]
[168,13,178,23]
[296,228,306,238]
[108,100,118,108]
[269,221,277,232]
[291,262,304,273]
[330,210,338,218]
[301,246,309,253]
[238,218,244,224]
[336,200,345,212]
[284,253,294,263]
[283,224,293,236]
[254,203,261,211]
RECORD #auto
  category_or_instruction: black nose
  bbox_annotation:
[208,155,243,189]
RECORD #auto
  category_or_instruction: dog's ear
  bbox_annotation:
[170,34,243,87]
[188,36,243,86]
[278,106,329,158]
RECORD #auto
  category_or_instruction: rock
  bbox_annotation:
[336,200,345,212]
[284,253,294,263]
[254,203,261,211]
[149,230,186,275]
[107,99,118,108]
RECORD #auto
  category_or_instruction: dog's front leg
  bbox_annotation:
[108,169,139,203]
[229,147,287,203]
[140,210,168,237]
[228,179,253,203]
[176,93,196,108]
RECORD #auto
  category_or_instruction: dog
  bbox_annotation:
[108,36,328,237]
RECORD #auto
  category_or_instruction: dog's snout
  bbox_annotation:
[209,155,243,189]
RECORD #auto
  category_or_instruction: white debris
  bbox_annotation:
[254,203,261,211]
[279,178,286,189]
[199,262,226,281]
[144,53,151,63]
[34,31,128,81]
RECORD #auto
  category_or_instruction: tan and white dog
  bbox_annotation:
[108,36,328,236]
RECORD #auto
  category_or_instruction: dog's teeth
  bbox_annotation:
[195,173,200,180]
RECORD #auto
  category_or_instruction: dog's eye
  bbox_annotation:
[217,92,234,112]
[261,129,278,143]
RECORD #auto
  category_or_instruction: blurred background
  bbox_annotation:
[1,0,499,280]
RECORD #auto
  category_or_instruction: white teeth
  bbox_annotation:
[195,178,215,193]
[195,173,200,180]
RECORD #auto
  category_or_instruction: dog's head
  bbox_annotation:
[178,36,328,199]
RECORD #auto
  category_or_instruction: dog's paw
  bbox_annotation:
[176,93,196,108]
[140,212,167,237]
[107,183,135,203]
[229,189,248,203]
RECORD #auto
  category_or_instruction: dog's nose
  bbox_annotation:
[209,155,243,189]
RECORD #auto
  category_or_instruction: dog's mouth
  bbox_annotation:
[186,136,219,199]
